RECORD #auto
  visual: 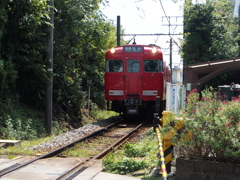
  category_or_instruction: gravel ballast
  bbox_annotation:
[28,116,120,152]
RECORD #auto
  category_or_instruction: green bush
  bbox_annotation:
[89,103,119,121]
[102,130,158,175]
[103,153,148,174]
[164,88,240,163]
[123,142,151,157]
[0,101,46,140]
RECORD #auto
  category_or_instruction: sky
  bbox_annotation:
[100,0,184,67]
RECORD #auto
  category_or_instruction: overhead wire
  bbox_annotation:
[134,1,149,33]
[158,0,181,48]
[111,0,165,45]
[134,0,159,43]
[109,0,182,49]
[136,0,182,55]
[111,0,162,30]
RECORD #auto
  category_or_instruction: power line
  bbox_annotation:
[134,1,151,36]
[121,33,182,46]
[134,0,163,42]
[122,33,181,36]
[111,0,162,29]
[158,0,183,47]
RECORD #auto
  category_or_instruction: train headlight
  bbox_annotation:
[152,47,157,53]
[110,47,115,53]
[143,90,158,96]
[109,90,123,96]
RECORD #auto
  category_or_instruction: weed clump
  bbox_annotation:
[103,130,158,175]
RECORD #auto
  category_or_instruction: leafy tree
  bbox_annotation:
[0,0,118,134]
[0,0,49,107]
[181,0,239,64]
[0,0,16,99]
[53,0,116,122]
[0,0,50,139]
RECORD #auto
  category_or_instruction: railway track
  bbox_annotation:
[0,118,151,179]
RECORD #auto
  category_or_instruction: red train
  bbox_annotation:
[104,44,171,117]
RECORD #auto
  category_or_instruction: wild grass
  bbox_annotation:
[102,129,159,178]
[0,106,118,158]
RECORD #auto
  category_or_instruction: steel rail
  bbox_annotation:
[0,117,123,177]
[55,120,148,180]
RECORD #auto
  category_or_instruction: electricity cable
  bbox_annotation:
[158,0,181,47]
[111,0,162,29]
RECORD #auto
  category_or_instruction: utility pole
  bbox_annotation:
[87,79,92,115]
[117,16,121,46]
[46,0,54,135]
[162,16,183,82]
[170,38,172,81]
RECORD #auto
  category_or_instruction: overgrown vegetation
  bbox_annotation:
[0,101,46,140]
[0,0,123,140]
[103,130,159,177]
[181,0,240,88]
[182,0,239,64]
[0,109,118,157]
[162,88,240,163]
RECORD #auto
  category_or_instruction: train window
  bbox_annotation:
[127,59,139,72]
[106,60,123,72]
[144,60,162,72]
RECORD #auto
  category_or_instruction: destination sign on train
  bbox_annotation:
[124,46,143,52]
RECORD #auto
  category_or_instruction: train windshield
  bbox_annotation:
[144,60,162,72]
[127,59,140,72]
[106,60,123,72]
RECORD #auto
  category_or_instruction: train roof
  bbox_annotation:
[120,44,161,48]
[106,44,162,54]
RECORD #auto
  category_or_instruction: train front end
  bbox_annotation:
[104,44,169,116]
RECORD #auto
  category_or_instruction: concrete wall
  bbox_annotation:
[176,158,240,180]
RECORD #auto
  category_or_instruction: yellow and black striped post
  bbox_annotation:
[154,110,192,176]
[155,125,168,180]
[159,111,192,174]
[160,111,174,174]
